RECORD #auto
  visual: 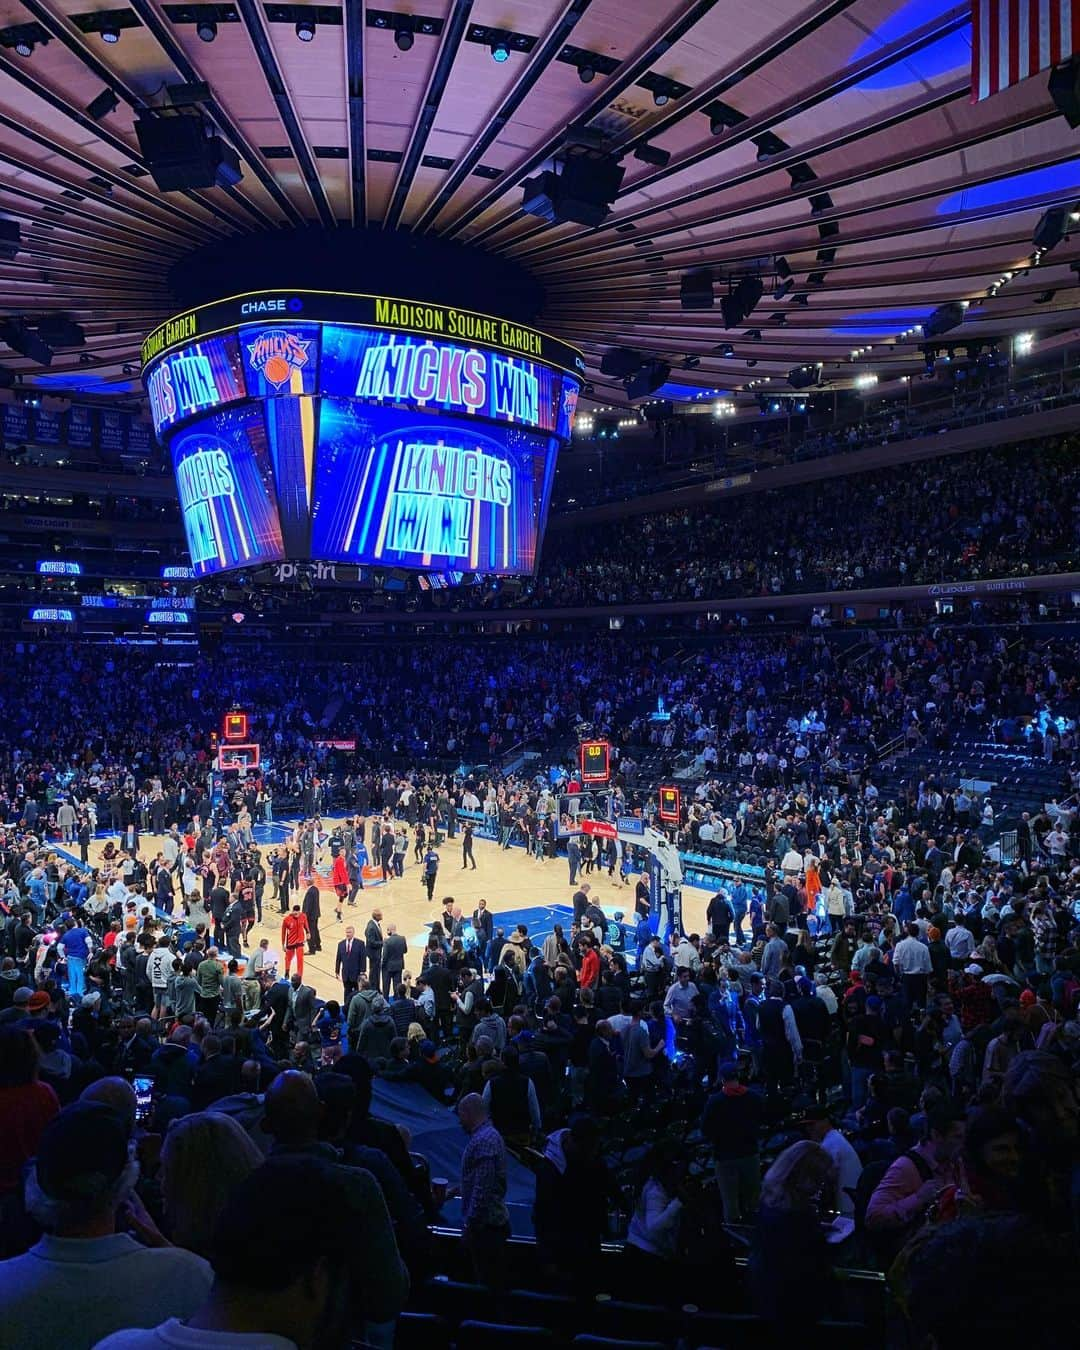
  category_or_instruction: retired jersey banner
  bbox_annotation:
[579,739,610,784]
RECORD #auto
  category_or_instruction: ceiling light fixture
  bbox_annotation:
[196,18,217,41]
[87,88,120,120]
[14,35,34,57]
[578,61,596,83]
[490,36,510,61]
[100,23,121,43]
[394,27,413,50]
[295,18,316,42]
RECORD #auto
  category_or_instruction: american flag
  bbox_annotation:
[972,0,1080,101]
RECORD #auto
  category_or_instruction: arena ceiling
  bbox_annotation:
[1,0,1079,409]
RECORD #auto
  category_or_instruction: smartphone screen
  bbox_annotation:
[133,1075,154,1124]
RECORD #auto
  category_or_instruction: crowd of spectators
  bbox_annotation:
[555,361,1080,507]
[0,720,1078,1344]
[528,437,1080,609]
[0,614,1075,1344]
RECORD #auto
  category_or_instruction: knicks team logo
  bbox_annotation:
[246,328,311,389]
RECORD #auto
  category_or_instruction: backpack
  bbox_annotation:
[853,1148,934,1264]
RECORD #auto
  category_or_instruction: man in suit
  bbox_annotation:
[381,923,408,998]
[365,910,384,995]
[302,882,322,955]
[335,926,366,1006]
[567,836,582,886]
[209,881,230,950]
[284,971,317,1046]
[472,898,494,971]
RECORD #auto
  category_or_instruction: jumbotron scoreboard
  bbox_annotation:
[141,291,583,580]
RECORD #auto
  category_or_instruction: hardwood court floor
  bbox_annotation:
[88,820,712,1004]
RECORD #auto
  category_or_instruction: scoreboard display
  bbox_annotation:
[223,711,249,741]
[579,739,611,784]
[143,291,582,580]
[658,786,681,823]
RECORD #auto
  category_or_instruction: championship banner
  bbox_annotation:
[658,786,681,823]
[579,739,610,784]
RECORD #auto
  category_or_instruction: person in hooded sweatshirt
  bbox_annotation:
[357,994,396,1064]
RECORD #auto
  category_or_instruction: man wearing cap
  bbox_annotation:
[0,984,36,1027]
[94,1157,375,1350]
[0,1102,212,1349]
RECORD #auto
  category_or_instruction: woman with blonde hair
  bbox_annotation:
[159,1110,263,1257]
[749,1140,838,1322]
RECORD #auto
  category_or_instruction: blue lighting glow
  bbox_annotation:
[32,373,141,395]
[937,159,1080,215]
[831,307,934,337]
[652,382,730,401]
[851,1,970,91]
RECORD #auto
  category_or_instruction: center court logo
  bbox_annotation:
[246,328,311,388]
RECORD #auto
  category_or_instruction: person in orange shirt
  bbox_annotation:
[805,859,822,919]
[281,905,310,977]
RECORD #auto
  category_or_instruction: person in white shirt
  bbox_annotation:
[663,967,699,1021]
[670,934,701,975]
[0,1103,211,1350]
[813,971,838,1016]
[803,1108,862,1217]
[892,923,933,1009]
[106,876,130,908]
[95,1155,362,1350]
[625,1170,683,1260]
[944,920,975,961]
[146,937,174,1021]
[780,847,803,877]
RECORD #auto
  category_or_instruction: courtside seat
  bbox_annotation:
[506,1290,582,1335]
[420,1278,488,1324]
[576,1337,666,1350]
[695,1320,865,1350]
[460,1321,554,1350]
[585,1300,673,1343]
[396,1312,452,1350]
[689,1314,763,1350]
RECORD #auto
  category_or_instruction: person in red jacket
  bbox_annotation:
[331,853,349,922]
[281,906,310,978]
[579,936,600,992]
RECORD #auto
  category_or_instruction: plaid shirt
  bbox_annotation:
[461,1120,508,1230]
[1033,915,1058,959]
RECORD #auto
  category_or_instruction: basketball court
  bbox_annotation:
[81,819,714,1003]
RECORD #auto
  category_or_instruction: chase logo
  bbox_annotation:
[246,328,311,388]
[239,296,304,315]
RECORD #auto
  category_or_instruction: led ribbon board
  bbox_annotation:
[142,291,584,378]
[144,293,581,579]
